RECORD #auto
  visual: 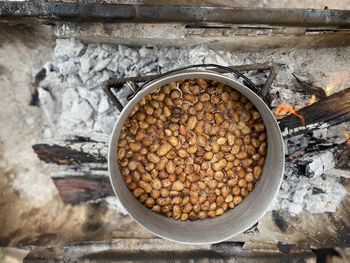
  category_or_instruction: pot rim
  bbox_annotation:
[108,69,285,244]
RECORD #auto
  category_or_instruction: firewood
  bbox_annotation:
[279,88,350,138]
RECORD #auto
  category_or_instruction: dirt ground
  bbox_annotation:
[0,23,97,247]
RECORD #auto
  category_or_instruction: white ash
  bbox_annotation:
[268,171,347,215]
[35,38,350,215]
[104,196,129,216]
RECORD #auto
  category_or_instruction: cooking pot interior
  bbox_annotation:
[108,70,284,244]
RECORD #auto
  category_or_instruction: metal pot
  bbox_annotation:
[103,65,284,244]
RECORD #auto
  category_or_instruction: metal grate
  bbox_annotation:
[103,62,278,112]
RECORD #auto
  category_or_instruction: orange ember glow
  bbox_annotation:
[275,103,305,124]
[344,131,350,146]
[325,84,333,96]
[307,95,317,106]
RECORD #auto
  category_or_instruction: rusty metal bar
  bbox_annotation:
[1,1,350,28]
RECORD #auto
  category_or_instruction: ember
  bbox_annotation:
[324,71,349,96]
[307,95,317,106]
[325,84,333,96]
[274,103,305,124]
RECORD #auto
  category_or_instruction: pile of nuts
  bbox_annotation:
[117,79,267,220]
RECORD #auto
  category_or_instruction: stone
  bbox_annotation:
[118,45,139,60]
[93,114,118,135]
[58,61,79,75]
[62,87,80,110]
[80,55,93,73]
[69,99,94,123]
[94,58,112,72]
[97,94,110,114]
[66,74,82,85]
[77,87,100,111]
[55,38,85,58]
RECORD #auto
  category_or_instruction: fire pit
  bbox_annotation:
[1,1,350,261]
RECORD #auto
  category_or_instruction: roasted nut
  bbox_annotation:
[152,205,161,213]
[212,159,227,171]
[187,146,198,154]
[225,194,233,203]
[168,136,178,147]
[241,171,252,182]
[151,189,160,199]
[151,178,162,190]
[173,205,182,219]
[227,134,235,145]
[119,79,267,221]
[128,161,138,171]
[211,142,220,153]
[133,188,145,197]
[216,208,224,216]
[173,180,184,191]
[199,92,210,102]
[233,195,243,205]
[145,198,155,208]
[138,181,152,193]
[236,151,248,160]
[259,142,267,156]
[217,137,227,145]
[232,185,241,196]
[147,153,160,164]
[186,116,197,130]
[254,166,262,179]
[241,188,249,197]
[157,197,171,206]
[242,159,253,168]
[139,193,148,203]
[259,132,267,142]
[213,167,224,180]
[221,186,230,198]
[157,143,172,156]
[254,123,265,132]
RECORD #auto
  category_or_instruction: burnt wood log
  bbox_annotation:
[33,143,107,164]
[279,87,350,138]
[295,145,350,178]
[52,176,114,204]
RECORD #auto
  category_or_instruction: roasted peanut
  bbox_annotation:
[157,143,172,157]
[233,195,243,205]
[138,181,152,193]
[212,159,227,171]
[118,79,267,221]
[186,116,197,130]
[172,180,184,191]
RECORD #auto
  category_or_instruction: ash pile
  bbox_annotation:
[35,38,349,215]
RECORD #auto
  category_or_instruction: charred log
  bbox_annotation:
[52,176,114,204]
[33,143,107,165]
[279,87,350,138]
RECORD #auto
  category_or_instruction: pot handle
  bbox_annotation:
[102,63,269,111]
